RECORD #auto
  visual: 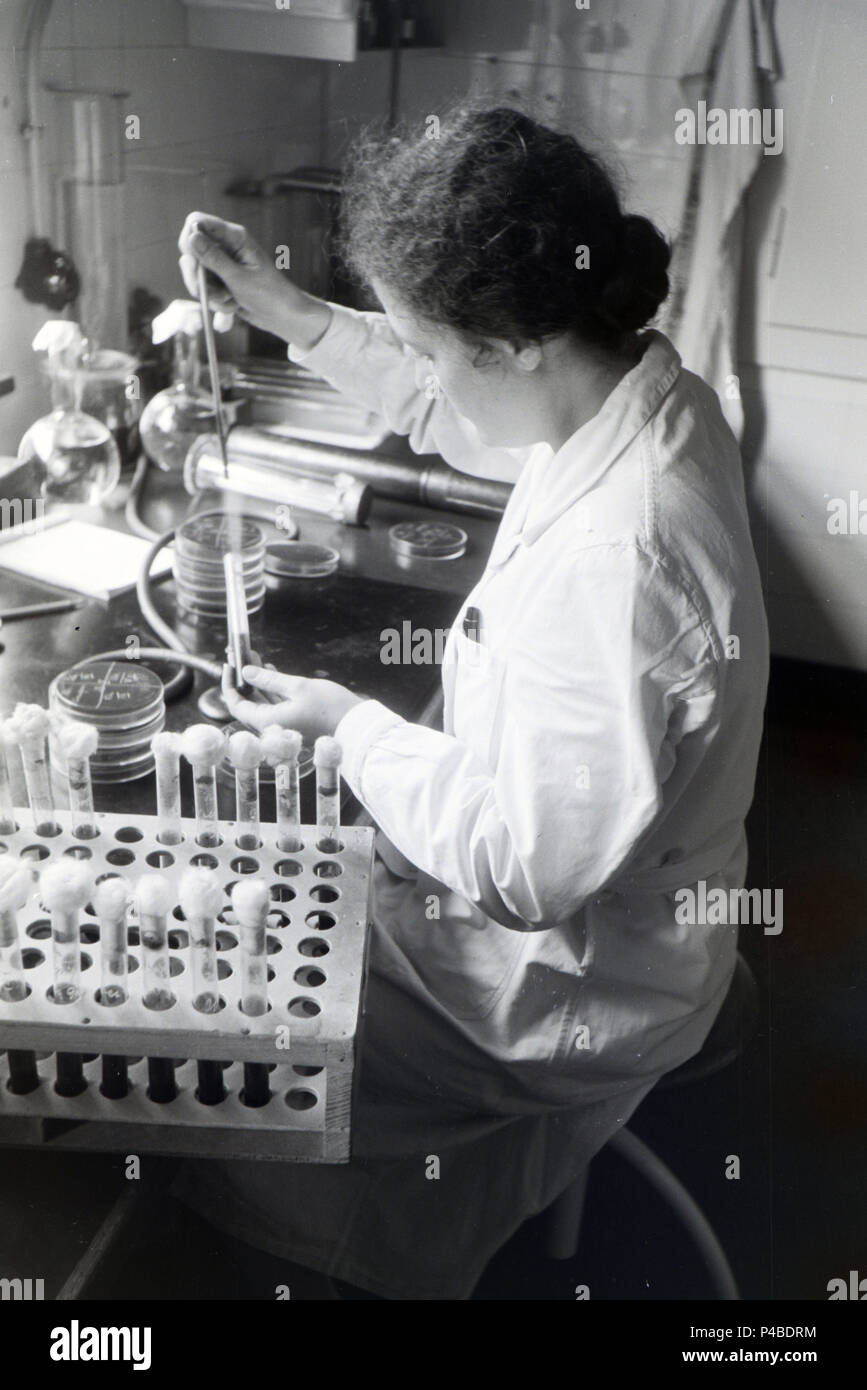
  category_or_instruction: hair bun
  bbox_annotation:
[598,213,671,334]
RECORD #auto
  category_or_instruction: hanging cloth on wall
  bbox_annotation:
[659,0,780,438]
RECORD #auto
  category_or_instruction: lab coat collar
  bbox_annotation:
[487,331,682,568]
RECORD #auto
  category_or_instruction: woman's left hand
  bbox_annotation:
[222,665,363,741]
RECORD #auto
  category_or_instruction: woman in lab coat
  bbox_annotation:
[175,107,769,1299]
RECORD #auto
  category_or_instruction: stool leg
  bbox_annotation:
[546,1165,590,1260]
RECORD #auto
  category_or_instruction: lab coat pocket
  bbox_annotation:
[405,874,529,1023]
[450,630,507,767]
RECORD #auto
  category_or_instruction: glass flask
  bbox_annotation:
[17,324,121,505]
[139,323,218,474]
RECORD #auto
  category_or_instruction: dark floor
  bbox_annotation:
[1,655,865,1300]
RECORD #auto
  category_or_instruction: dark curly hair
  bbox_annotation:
[339,106,671,352]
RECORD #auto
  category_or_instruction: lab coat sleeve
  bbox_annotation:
[335,542,719,931]
[287,302,528,482]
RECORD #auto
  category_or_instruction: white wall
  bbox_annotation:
[0,0,323,455]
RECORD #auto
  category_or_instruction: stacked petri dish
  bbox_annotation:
[173,514,266,619]
[49,662,166,783]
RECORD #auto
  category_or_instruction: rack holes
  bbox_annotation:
[270,883,295,903]
[216,959,232,981]
[267,911,290,930]
[285,1087,318,1110]
[274,859,303,878]
[292,1065,323,1077]
[191,853,218,869]
[309,884,339,904]
[298,937,329,958]
[167,929,189,949]
[315,837,344,855]
[21,949,43,970]
[79,925,99,944]
[146,850,174,869]
[95,872,122,885]
[172,906,186,922]
[106,848,135,867]
[216,930,237,952]
[305,910,336,932]
[266,935,282,955]
[312,861,342,879]
[115,826,143,843]
[64,845,92,860]
[230,856,259,875]
[26,920,51,940]
[21,844,50,861]
[288,996,320,1019]
[294,965,326,988]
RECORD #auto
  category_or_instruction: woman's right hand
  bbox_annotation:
[177,212,331,349]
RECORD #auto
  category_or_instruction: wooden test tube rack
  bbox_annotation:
[0,809,374,1162]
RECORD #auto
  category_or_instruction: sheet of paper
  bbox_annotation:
[0,519,172,601]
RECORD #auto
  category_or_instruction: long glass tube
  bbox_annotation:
[152,733,183,846]
[140,909,173,1010]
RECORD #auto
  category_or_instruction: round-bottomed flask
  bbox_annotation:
[140,301,226,474]
[17,321,120,505]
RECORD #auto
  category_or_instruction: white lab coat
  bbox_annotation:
[175,307,769,1299]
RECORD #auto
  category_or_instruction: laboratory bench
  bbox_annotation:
[0,453,499,1299]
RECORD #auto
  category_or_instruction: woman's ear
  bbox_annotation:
[473,339,542,372]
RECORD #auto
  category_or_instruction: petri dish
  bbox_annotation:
[264,543,340,580]
[388,521,468,561]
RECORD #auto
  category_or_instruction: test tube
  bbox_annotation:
[41,860,93,1098]
[314,736,342,853]
[134,873,176,1104]
[0,859,39,1092]
[54,719,99,839]
[135,873,174,1012]
[93,877,130,1099]
[0,860,32,1004]
[227,731,262,850]
[5,704,57,835]
[41,859,92,1007]
[0,730,16,835]
[179,865,225,1105]
[180,725,226,848]
[151,730,183,846]
[261,726,303,852]
[231,879,270,1107]
[179,866,221,1014]
[94,877,129,1007]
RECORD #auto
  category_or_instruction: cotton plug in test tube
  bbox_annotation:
[227,731,263,850]
[314,736,342,852]
[41,860,93,1097]
[180,725,226,848]
[261,726,303,853]
[135,873,176,1103]
[179,866,225,1106]
[5,704,57,835]
[93,877,131,1099]
[231,879,271,1108]
[54,719,99,839]
[0,859,39,1094]
[0,729,16,835]
[151,730,183,846]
